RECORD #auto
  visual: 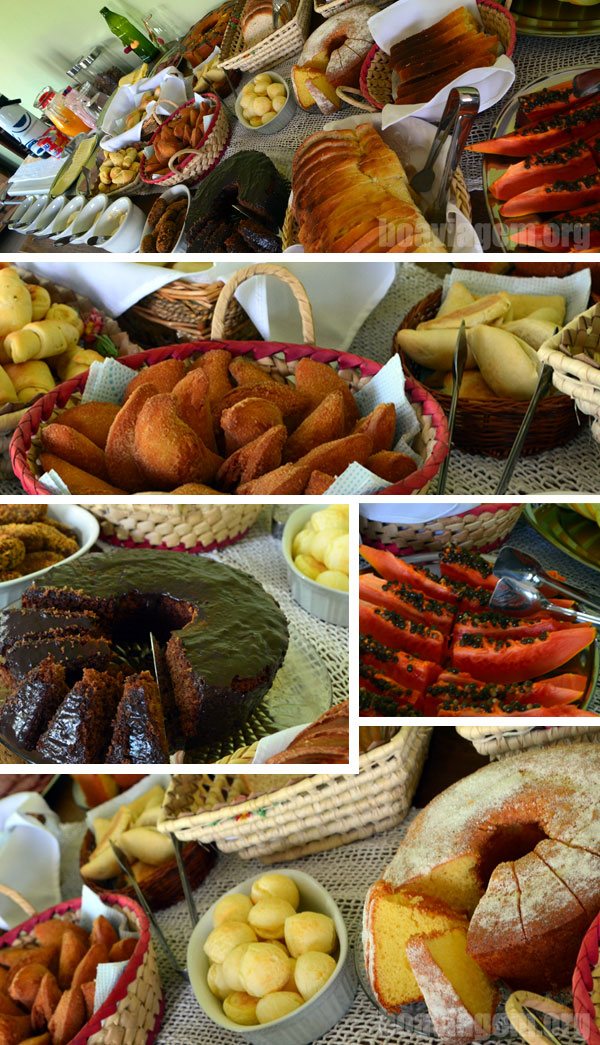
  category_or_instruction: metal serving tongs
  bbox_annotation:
[494,545,600,611]
[495,363,554,495]
[490,576,600,627]
[436,321,468,494]
[411,87,480,231]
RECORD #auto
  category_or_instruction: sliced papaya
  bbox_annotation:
[520,704,592,717]
[454,612,578,641]
[359,688,424,716]
[359,574,455,633]
[359,546,458,602]
[468,98,600,157]
[439,545,497,592]
[511,212,600,251]
[500,172,600,219]
[359,664,420,708]
[359,635,442,694]
[490,140,596,202]
[359,601,446,663]
[517,82,575,125]
[450,626,596,684]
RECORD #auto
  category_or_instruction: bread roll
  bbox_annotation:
[294,951,337,1000]
[204,923,257,965]
[223,991,258,1026]
[213,893,253,928]
[0,267,32,338]
[251,873,300,909]
[207,963,231,1001]
[256,991,304,1024]
[222,943,252,993]
[284,912,337,958]
[248,898,296,940]
[240,942,291,998]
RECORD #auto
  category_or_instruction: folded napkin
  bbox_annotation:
[253,725,307,764]
[100,66,189,151]
[0,792,62,930]
[443,267,592,323]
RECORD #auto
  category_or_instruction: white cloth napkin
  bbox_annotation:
[100,67,189,151]
[253,724,306,764]
[368,0,515,124]
[0,793,62,930]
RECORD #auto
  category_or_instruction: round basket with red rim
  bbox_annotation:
[139,95,230,188]
[573,911,600,1045]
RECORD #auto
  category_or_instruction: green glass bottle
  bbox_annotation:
[100,7,159,61]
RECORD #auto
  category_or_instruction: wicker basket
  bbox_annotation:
[396,287,580,458]
[219,0,312,72]
[360,503,523,556]
[573,913,600,1045]
[314,0,388,19]
[157,726,431,863]
[0,268,140,481]
[119,279,258,348]
[456,725,600,759]
[90,503,262,552]
[80,831,216,911]
[0,885,163,1045]
[539,302,600,446]
[360,0,516,110]
[139,96,230,188]
[11,263,449,498]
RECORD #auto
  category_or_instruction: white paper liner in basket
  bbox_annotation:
[442,267,592,322]
[78,885,139,1012]
[101,67,189,151]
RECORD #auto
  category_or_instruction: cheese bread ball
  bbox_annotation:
[213,893,253,927]
[240,942,291,998]
[207,963,231,1001]
[204,921,257,964]
[256,992,304,1024]
[223,991,258,1026]
[248,898,296,940]
[294,951,337,1000]
[284,912,337,958]
[251,873,300,910]
[222,942,253,993]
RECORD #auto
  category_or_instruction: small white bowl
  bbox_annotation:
[9,196,35,230]
[187,868,356,1045]
[92,197,145,252]
[48,194,85,239]
[282,505,349,628]
[31,195,67,236]
[19,196,51,233]
[0,505,99,610]
[69,194,109,243]
[139,184,190,254]
[236,72,296,135]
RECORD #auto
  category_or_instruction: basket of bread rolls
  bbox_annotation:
[139,96,231,188]
[10,264,449,497]
[0,265,139,479]
[0,884,163,1044]
[395,284,580,458]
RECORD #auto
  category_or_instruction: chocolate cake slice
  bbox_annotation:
[0,607,103,657]
[36,669,123,763]
[106,671,169,764]
[1,635,112,685]
[0,656,68,749]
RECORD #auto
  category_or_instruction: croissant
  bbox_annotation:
[26,285,51,321]
[4,320,80,363]
[0,267,32,339]
[45,304,83,337]
[3,361,55,403]
[0,366,17,407]
[54,348,104,381]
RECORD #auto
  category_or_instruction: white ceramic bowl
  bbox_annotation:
[92,197,145,252]
[48,194,85,239]
[19,196,50,233]
[282,505,349,628]
[31,195,67,236]
[8,196,35,230]
[139,184,190,254]
[69,194,109,243]
[235,72,296,135]
[188,868,356,1045]
[0,505,99,610]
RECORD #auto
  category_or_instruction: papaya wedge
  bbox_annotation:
[511,211,600,251]
[500,172,600,219]
[359,601,446,663]
[468,98,600,157]
[359,574,455,634]
[491,140,597,201]
[359,635,442,693]
[359,546,458,602]
[451,625,596,684]
[517,82,575,126]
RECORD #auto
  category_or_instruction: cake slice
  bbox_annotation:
[0,607,102,657]
[467,862,528,983]
[363,883,467,1012]
[36,669,122,763]
[536,838,600,917]
[106,671,169,764]
[1,635,112,684]
[0,657,68,749]
[406,927,499,1045]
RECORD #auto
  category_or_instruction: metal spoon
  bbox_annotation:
[436,321,468,494]
[495,363,554,495]
[494,545,600,610]
[490,577,600,626]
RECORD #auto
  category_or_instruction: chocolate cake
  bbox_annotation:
[106,671,169,764]
[0,657,68,749]
[0,607,101,657]
[36,669,123,762]
[1,635,112,683]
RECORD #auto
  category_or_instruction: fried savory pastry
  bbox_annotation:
[134,394,222,488]
[105,384,157,491]
[0,535,25,572]
[48,986,86,1045]
[0,572,20,582]
[0,524,78,557]
[40,424,109,482]
[296,431,373,477]
[146,195,169,227]
[170,483,220,494]
[354,402,396,453]
[365,450,417,483]
[108,938,136,963]
[57,402,121,450]
[9,964,49,1009]
[305,470,334,494]
[294,358,359,428]
[21,552,63,575]
[39,454,126,495]
[220,398,283,454]
[219,384,310,431]
[0,946,58,972]
[229,356,281,388]
[90,916,118,952]
[31,971,62,1032]
[124,359,186,400]
[237,462,308,495]
[283,392,345,462]
[0,995,22,1018]
[217,425,287,489]
[0,506,45,524]
[0,1013,33,1043]
[32,922,89,950]
[189,349,233,425]
[71,945,109,991]
[58,931,88,990]
[80,981,95,1021]
[171,369,216,451]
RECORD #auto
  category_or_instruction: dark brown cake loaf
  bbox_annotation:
[0,607,101,657]
[106,671,170,763]
[0,657,68,749]
[0,635,112,684]
[36,669,123,762]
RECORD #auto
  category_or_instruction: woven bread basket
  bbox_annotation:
[139,96,230,188]
[119,278,258,348]
[360,503,523,556]
[456,725,600,760]
[360,0,516,110]
[0,268,140,480]
[396,287,580,457]
[314,0,388,19]
[11,263,449,497]
[220,0,312,72]
[157,726,431,863]
[90,503,262,552]
[539,302,600,446]
[0,885,163,1045]
[573,913,600,1045]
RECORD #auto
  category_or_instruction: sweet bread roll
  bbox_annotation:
[222,991,258,1026]
[26,285,51,321]
[119,826,175,866]
[207,963,231,1001]
[354,403,396,454]
[39,454,125,495]
[4,360,54,403]
[58,931,88,990]
[134,394,222,488]
[217,425,286,490]
[284,912,337,958]
[124,359,185,399]
[171,369,216,451]
[294,951,337,1000]
[90,916,118,952]
[45,304,84,337]
[294,359,358,428]
[105,384,157,491]
[248,898,296,941]
[251,874,300,910]
[204,923,258,965]
[256,991,303,1024]
[284,392,346,462]
[57,402,120,451]
[40,424,109,483]
[239,942,291,998]
[47,986,86,1045]
[54,346,104,381]
[4,320,80,363]
[221,398,283,454]
[30,972,62,1032]
[222,943,252,993]
[0,267,32,338]
[213,894,253,928]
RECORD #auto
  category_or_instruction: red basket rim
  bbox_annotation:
[573,913,600,1045]
[10,341,448,497]
[0,893,156,1045]
[101,527,252,554]
[359,0,516,109]
[139,94,224,185]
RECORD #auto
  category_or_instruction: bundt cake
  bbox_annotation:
[364,742,600,1012]
[0,550,289,761]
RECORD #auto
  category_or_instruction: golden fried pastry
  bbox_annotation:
[105,384,157,491]
[47,986,86,1045]
[304,470,334,494]
[284,392,345,463]
[40,424,109,482]
[219,384,310,431]
[20,552,63,575]
[296,431,372,478]
[0,947,57,973]
[124,359,185,400]
[354,403,396,453]
[217,425,286,490]
[8,964,48,1010]
[57,402,121,451]
[58,932,88,990]
[0,1013,33,1044]
[365,450,417,483]
[41,519,76,538]
[108,938,136,963]
[214,894,253,928]
[237,463,308,495]
[294,358,358,428]
[229,357,280,388]
[170,483,219,494]
[0,524,77,557]
[71,944,108,991]
[190,349,233,429]
[134,394,221,488]
[221,398,283,454]
[0,535,25,572]
[0,995,23,1019]
[39,454,126,495]
[0,506,45,524]
[284,912,336,958]
[32,923,88,951]
[171,369,216,451]
[251,874,300,909]
[80,981,95,1021]
[31,972,61,1033]
[0,571,21,582]
[90,916,118,952]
